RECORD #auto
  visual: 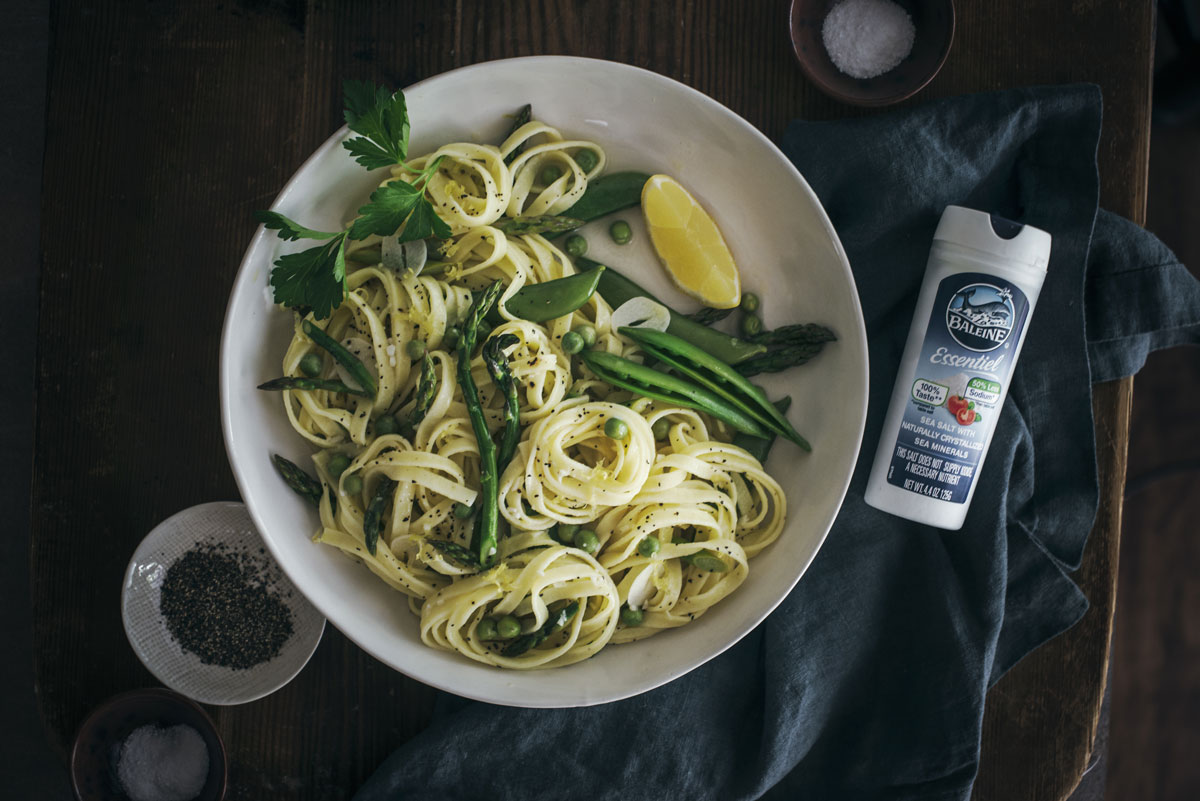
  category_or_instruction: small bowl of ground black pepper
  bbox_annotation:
[122,501,325,705]
[789,0,955,107]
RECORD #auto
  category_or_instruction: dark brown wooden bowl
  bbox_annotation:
[71,688,227,801]
[790,0,955,107]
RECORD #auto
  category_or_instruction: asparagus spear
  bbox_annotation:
[482,334,521,473]
[502,103,532,165]
[257,376,371,397]
[459,281,506,567]
[688,307,734,326]
[405,353,437,434]
[734,342,829,377]
[501,601,580,657]
[270,454,323,505]
[494,215,585,237]
[301,319,377,398]
[428,539,481,570]
[363,476,397,556]
[748,323,837,348]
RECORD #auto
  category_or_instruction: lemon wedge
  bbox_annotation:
[641,174,741,309]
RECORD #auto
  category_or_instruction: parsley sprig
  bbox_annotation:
[256,80,451,319]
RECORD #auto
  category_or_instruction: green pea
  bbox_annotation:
[561,331,585,355]
[565,235,588,258]
[651,419,669,440]
[496,614,522,639]
[539,165,561,185]
[620,605,645,627]
[740,292,761,313]
[374,415,399,435]
[609,220,632,245]
[298,353,323,378]
[575,323,597,347]
[740,314,763,337]
[637,535,661,557]
[604,417,629,440]
[342,473,363,495]
[555,523,580,544]
[327,453,351,478]
[574,149,599,172]
[476,617,498,640]
[453,502,474,519]
[443,327,461,348]
[405,339,426,360]
[575,529,599,555]
[689,550,730,572]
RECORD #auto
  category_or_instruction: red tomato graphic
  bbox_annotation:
[946,395,965,415]
[956,406,976,426]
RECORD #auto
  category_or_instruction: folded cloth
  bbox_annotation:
[354,85,1200,801]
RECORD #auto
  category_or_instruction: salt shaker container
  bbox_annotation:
[864,206,1052,530]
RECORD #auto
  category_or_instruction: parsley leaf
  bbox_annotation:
[257,82,452,320]
[254,210,343,241]
[343,79,410,169]
[268,234,348,320]
[349,175,452,242]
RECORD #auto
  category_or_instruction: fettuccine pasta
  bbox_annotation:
[269,116,787,669]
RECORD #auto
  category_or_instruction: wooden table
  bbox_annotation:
[32,2,1148,799]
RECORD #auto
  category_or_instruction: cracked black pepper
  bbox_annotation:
[159,543,294,670]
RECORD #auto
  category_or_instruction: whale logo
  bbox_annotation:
[946,283,1016,352]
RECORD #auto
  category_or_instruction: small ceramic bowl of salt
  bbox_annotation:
[789,0,955,106]
[71,687,226,801]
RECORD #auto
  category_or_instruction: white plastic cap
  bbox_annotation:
[933,206,1052,272]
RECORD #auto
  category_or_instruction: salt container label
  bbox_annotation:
[885,272,1030,503]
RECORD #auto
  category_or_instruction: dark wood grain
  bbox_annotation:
[32,2,1151,798]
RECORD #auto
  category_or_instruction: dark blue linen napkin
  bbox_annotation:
[354,85,1200,801]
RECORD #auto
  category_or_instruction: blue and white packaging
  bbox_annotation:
[864,206,1051,529]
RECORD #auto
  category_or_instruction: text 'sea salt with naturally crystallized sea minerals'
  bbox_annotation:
[864,206,1051,530]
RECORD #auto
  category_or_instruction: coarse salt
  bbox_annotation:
[117,723,209,801]
[822,0,916,80]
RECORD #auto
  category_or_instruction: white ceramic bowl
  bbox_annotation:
[122,502,326,705]
[221,56,867,707]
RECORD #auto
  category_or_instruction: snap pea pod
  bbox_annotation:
[619,327,810,451]
[257,376,371,397]
[428,539,481,570]
[575,257,766,365]
[503,267,604,323]
[270,454,322,505]
[460,281,505,567]
[363,476,397,556]
[501,103,532,165]
[580,350,769,437]
[494,215,585,236]
[301,319,377,398]
[501,601,580,657]
[556,172,651,229]
[732,397,792,462]
[482,334,521,472]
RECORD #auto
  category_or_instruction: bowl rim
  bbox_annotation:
[70,687,228,801]
[788,0,957,108]
[219,54,869,707]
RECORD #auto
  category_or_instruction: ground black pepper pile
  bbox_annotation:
[159,543,295,670]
